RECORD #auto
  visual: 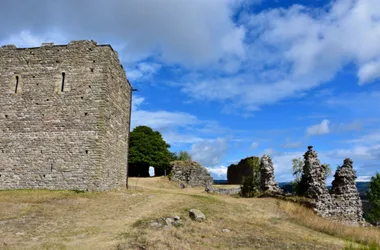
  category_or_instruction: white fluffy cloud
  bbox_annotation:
[3,0,380,112]
[190,138,229,168]
[358,59,380,84]
[306,119,330,136]
[131,95,202,144]
[127,63,162,82]
[131,96,230,145]
[206,166,228,179]
[0,0,245,68]
[182,0,380,111]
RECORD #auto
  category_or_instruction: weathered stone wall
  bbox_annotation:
[205,186,241,195]
[0,40,131,191]
[331,158,364,223]
[260,155,282,194]
[300,146,364,224]
[169,161,213,187]
[227,156,259,184]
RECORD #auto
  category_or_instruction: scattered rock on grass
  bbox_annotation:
[189,209,206,222]
[149,216,183,229]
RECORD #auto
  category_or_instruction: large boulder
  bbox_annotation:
[227,156,260,184]
[189,209,206,222]
[169,161,213,187]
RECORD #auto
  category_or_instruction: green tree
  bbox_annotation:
[170,152,179,161]
[291,157,332,194]
[128,126,172,176]
[291,157,304,194]
[365,173,380,224]
[240,157,261,197]
[170,150,192,162]
[177,151,192,161]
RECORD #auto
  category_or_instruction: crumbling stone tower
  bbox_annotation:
[0,40,132,191]
[260,155,282,194]
[300,146,364,225]
[331,158,364,223]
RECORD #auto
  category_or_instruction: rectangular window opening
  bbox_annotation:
[15,76,19,93]
[61,72,66,92]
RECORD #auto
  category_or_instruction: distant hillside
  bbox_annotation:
[215,181,370,197]
[279,182,370,197]
[214,179,228,184]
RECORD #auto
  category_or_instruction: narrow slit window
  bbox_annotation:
[15,76,19,93]
[61,72,65,92]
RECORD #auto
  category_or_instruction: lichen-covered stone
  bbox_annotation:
[0,40,132,191]
[260,155,283,194]
[169,161,213,187]
[227,156,259,184]
[300,146,330,199]
[189,209,206,222]
[331,158,364,224]
[205,186,241,195]
[299,146,364,225]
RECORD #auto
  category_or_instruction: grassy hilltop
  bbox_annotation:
[0,177,379,250]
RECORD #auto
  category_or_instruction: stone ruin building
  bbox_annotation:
[227,156,260,184]
[260,155,283,194]
[300,146,364,225]
[221,146,364,225]
[0,40,132,191]
[169,160,213,188]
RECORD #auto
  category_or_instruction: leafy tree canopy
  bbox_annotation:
[128,126,172,170]
[365,173,380,224]
[171,150,192,162]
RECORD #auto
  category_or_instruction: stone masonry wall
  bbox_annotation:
[260,155,283,194]
[169,161,213,187]
[300,146,364,225]
[0,40,131,191]
[331,158,364,223]
[227,156,260,184]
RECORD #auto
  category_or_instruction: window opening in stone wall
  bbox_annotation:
[15,76,19,93]
[61,72,66,92]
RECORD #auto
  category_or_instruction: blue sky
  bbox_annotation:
[1,0,380,183]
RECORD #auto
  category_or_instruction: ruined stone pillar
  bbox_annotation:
[299,146,334,217]
[331,158,364,224]
[259,155,283,194]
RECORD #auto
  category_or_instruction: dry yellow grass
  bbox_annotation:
[0,177,378,250]
[279,201,380,247]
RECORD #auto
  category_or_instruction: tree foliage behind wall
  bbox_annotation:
[365,173,380,225]
[170,150,192,162]
[292,157,332,195]
[128,126,172,177]
[240,157,261,197]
